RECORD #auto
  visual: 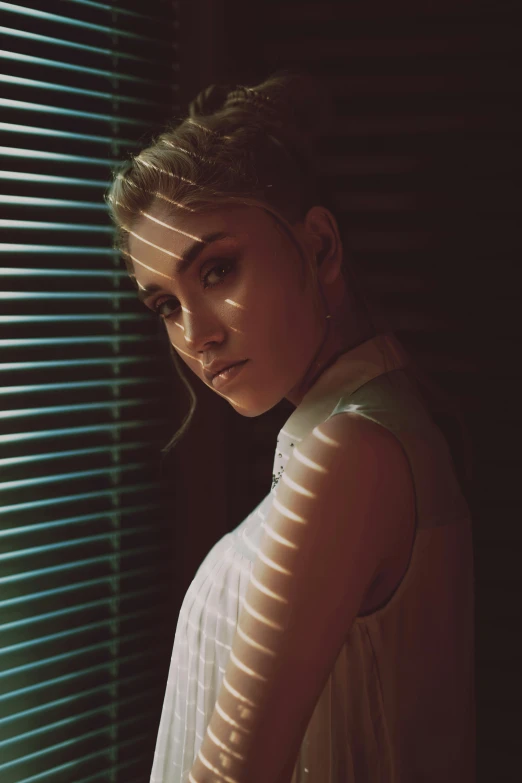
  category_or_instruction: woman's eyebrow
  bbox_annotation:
[129,230,233,301]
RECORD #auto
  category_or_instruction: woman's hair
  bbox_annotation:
[105,68,472,498]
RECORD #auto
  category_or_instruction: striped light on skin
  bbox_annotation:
[119,170,346,783]
[117,153,304,250]
[116,152,342,781]
[116,152,315,374]
[187,425,341,782]
[120,213,250,408]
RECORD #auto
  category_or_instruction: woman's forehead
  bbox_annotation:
[127,203,284,263]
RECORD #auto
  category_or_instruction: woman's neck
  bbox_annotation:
[285,303,375,408]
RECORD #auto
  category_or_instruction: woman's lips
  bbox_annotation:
[211,360,249,389]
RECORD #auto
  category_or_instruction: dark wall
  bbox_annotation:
[175,3,520,780]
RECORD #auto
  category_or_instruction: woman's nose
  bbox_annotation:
[176,312,226,353]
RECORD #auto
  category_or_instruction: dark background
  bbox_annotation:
[164,2,520,781]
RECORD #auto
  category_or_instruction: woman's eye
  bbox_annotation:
[152,297,179,318]
[203,260,233,288]
[152,260,234,318]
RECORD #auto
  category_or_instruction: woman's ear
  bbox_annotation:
[305,206,343,285]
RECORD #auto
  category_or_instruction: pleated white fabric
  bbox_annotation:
[150,333,475,783]
[150,491,276,782]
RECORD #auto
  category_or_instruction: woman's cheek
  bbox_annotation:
[165,321,194,353]
[164,320,180,341]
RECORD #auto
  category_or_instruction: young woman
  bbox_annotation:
[106,70,475,783]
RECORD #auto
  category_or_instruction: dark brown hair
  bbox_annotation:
[105,68,472,498]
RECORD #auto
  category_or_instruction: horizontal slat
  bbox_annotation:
[3,696,161,753]
[1,628,169,684]
[0,727,151,777]
[0,667,161,726]
[1,141,114,161]
[0,219,112,231]
[0,356,160,371]
[0,561,167,608]
[0,378,156,397]
[0,418,165,444]
[0,74,166,108]
[1,336,156,349]
[2,690,161,750]
[0,740,153,783]
[0,5,179,778]
[0,194,107,206]
[0,24,166,63]
[0,1,173,45]
[0,627,161,678]
[0,315,147,323]
[0,2,179,776]
[0,588,166,643]
[0,544,166,587]
[1,501,163,534]
[0,474,158,506]
[0,461,152,493]
[0,121,138,146]
[4,744,151,783]
[0,584,163,633]
[1,440,162,465]
[55,0,169,23]
[0,648,163,704]
[0,97,150,126]
[67,758,151,783]
[0,48,173,87]
[0,482,168,521]
[0,170,109,186]
[1,292,133,302]
[1,266,124,277]
[0,245,117,254]
[78,771,147,783]
[0,396,165,418]
[1,528,164,566]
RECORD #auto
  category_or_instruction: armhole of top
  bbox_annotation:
[325,408,419,620]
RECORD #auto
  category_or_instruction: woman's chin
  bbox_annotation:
[224,390,285,418]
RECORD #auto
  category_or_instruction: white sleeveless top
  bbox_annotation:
[150,333,476,783]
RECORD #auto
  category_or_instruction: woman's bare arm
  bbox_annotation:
[189,412,415,783]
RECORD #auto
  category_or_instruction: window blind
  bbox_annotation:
[0,2,181,781]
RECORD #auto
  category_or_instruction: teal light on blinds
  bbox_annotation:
[0,2,180,781]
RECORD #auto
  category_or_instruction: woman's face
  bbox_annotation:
[126,201,344,416]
